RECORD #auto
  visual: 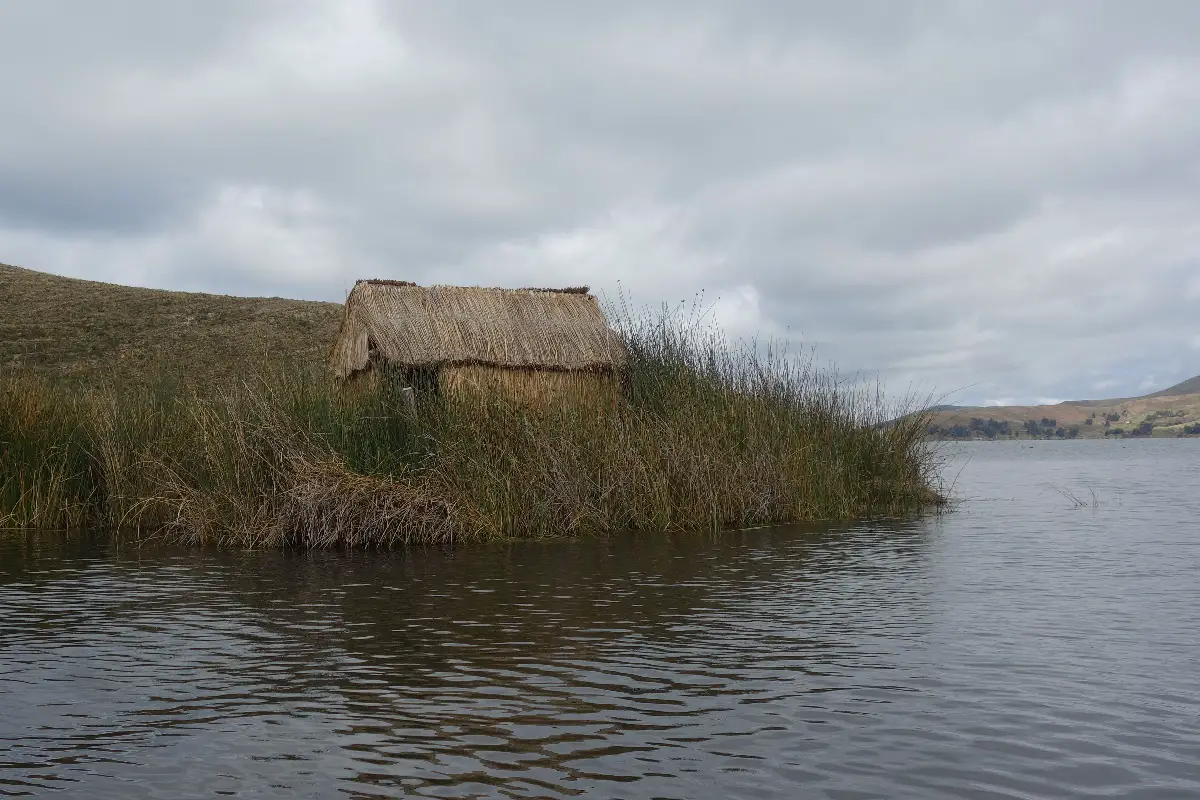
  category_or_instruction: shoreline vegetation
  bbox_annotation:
[1,305,944,546]
[923,372,1200,441]
[927,413,1200,441]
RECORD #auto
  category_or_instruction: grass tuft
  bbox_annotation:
[2,303,944,546]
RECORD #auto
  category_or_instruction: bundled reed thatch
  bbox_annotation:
[329,281,626,403]
[2,304,944,544]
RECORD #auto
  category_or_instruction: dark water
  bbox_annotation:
[2,441,1199,799]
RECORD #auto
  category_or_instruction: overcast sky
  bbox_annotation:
[2,1,1199,405]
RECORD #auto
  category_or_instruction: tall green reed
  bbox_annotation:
[0,374,97,528]
[1,303,943,546]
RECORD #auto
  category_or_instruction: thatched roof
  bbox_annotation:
[329,280,626,378]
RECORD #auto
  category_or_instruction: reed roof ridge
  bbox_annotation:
[354,279,590,295]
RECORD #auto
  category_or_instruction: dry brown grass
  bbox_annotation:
[329,280,624,378]
[0,262,342,387]
[1,265,944,545]
[2,339,943,546]
[439,364,620,409]
[927,392,1200,438]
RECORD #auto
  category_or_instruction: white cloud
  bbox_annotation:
[707,285,773,341]
[75,1,409,132]
[1,1,1199,404]
[187,185,361,286]
[0,183,370,298]
[453,204,730,303]
[0,227,171,290]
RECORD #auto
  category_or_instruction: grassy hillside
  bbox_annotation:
[0,263,343,386]
[926,386,1200,439]
[1149,375,1200,398]
[1,266,942,542]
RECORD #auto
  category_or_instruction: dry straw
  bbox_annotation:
[329,282,627,378]
[2,295,945,546]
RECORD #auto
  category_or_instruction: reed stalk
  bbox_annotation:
[1,306,943,545]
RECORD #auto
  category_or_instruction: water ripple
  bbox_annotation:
[2,440,1200,798]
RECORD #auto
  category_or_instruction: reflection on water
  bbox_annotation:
[2,440,1199,798]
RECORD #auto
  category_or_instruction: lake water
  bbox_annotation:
[2,440,1199,798]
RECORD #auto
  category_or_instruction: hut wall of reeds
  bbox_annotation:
[329,281,625,406]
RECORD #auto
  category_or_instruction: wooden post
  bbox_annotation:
[401,386,417,419]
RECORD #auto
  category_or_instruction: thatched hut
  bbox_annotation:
[328,280,626,406]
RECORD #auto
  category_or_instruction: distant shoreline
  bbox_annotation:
[923,388,1200,442]
[928,432,1200,441]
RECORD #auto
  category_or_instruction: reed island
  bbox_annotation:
[1,263,942,546]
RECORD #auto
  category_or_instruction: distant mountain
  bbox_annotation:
[923,372,1200,439]
[1147,374,1200,398]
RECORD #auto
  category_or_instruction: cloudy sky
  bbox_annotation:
[2,1,1199,405]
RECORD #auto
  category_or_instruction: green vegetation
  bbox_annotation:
[927,417,1012,439]
[927,403,1200,440]
[1,305,943,546]
[923,373,1200,440]
[927,416,1077,440]
[1131,421,1154,437]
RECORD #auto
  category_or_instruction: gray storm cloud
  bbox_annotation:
[1,0,1198,404]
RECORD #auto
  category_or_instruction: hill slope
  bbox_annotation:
[1,263,344,386]
[1148,374,1200,398]
[925,379,1200,439]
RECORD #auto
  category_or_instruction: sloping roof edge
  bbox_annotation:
[329,281,624,378]
[356,279,590,295]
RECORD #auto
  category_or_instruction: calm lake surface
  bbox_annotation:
[2,440,1199,798]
